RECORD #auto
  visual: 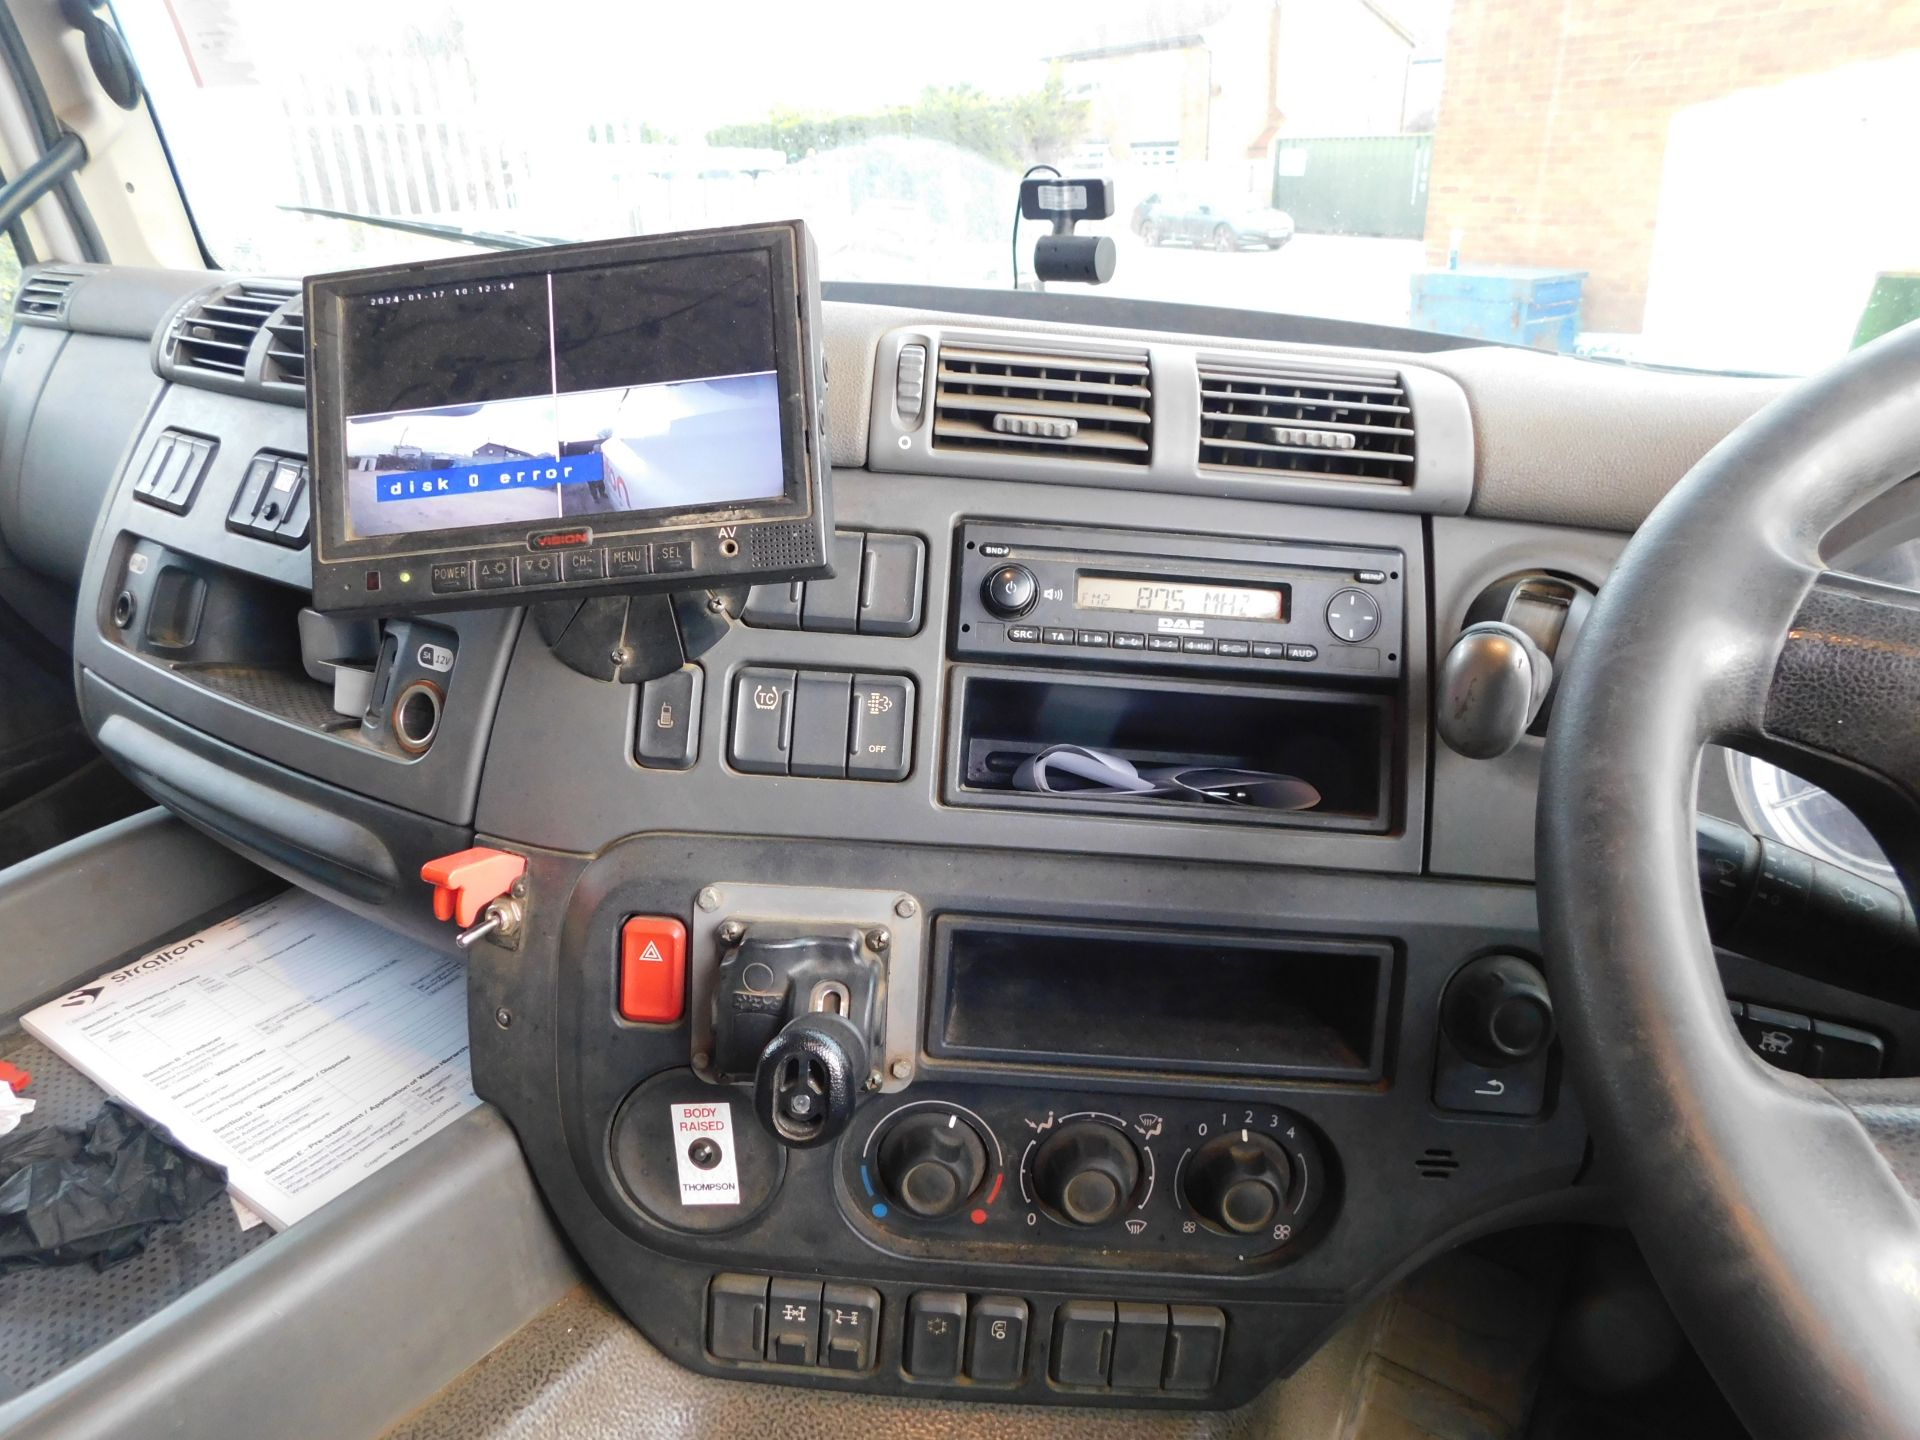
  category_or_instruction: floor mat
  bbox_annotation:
[0,1034,276,1401]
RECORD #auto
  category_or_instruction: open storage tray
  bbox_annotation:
[930,916,1392,1082]
[946,666,1395,832]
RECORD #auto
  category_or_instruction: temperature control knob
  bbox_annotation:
[876,1110,988,1219]
[1030,1121,1140,1226]
[981,563,1038,618]
[1184,1131,1294,1235]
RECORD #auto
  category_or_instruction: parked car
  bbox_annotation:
[1131,192,1295,250]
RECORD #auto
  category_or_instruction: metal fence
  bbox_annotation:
[1271,135,1432,239]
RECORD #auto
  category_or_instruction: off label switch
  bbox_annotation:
[849,674,914,781]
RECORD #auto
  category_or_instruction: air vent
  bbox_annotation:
[1198,358,1415,483]
[262,296,306,387]
[169,281,296,377]
[1415,1146,1461,1180]
[932,341,1152,465]
[14,266,82,324]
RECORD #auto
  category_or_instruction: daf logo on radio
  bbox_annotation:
[1157,617,1206,633]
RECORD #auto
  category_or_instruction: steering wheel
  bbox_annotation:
[1540,322,1920,1438]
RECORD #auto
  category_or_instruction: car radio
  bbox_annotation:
[304,221,831,615]
[951,521,1404,681]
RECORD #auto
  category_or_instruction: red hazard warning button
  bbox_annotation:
[619,916,688,1023]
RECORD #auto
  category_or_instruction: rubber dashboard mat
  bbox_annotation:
[0,1033,275,1399]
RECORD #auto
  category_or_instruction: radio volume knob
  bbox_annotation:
[981,563,1038,619]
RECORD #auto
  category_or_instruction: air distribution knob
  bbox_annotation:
[876,1110,988,1219]
[1183,1131,1294,1235]
[1030,1121,1141,1226]
[1441,954,1555,1067]
[981,563,1038,618]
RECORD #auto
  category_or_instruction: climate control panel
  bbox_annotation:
[840,1087,1334,1274]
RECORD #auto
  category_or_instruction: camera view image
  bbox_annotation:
[343,371,782,540]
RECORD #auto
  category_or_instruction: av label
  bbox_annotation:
[671,1100,741,1206]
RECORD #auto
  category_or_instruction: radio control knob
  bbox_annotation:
[1183,1131,1293,1235]
[1030,1121,1140,1226]
[982,563,1038,619]
[875,1110,988,1219]
[1325,588,1382,644]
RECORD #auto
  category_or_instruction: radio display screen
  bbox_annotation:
[1075,573,1289,622]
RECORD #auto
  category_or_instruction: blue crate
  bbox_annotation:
[1410,266,1587,352]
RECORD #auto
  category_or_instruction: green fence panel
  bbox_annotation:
[1271,135,1431,239]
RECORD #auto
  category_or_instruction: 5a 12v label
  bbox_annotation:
[671,1100,741,1206]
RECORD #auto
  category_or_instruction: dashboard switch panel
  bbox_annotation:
[131,430,216,514]
[226,452,311,546]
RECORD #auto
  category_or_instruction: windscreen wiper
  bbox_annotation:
[277,204,565,252]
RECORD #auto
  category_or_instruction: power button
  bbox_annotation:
[981,564,1037,618]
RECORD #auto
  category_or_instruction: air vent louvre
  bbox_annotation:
[932,341,1152,465]
[1198,357,1414,484]
[170,282,295,377]
[1415,1146,1460,1180]
[263,297,306,387]
[14,266,83,324]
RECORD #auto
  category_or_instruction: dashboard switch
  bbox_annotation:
[707,1273,768,1362]
[618,916,687,1024]
[743,578,804,629]
[790,671,853,779]
[635,666,701,771]
[820,1284,880,1371]
[1110,1303,1170,1389]
[730,667,796,775]
[965,1296,1028,1383]
[803,531,865,633]
[905,1291,967,1379]
[858,532,926,635]
[1163,1306,1227,1391]
[765,1278,823,1365]
[848,674,913,782]
[1051,1300,1116,1386]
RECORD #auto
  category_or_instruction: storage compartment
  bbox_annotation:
[948,667,1394,832]
[931,918,1391,1082]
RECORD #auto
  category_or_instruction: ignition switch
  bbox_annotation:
[710,924,885,1148]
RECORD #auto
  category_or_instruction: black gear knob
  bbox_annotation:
[754,1011,868,1147]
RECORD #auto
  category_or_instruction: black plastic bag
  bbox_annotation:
[0,1100,229,1273]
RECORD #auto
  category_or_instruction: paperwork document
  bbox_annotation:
[22,889,480,1230]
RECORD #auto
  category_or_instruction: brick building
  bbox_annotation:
[1425,0,1920,336]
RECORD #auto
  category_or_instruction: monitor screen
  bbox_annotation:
[339,251,783,540]
[306,223,830,614]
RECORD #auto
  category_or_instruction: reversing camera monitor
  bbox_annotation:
[306,221,830,614]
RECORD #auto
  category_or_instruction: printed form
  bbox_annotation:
[22,888,480,1230]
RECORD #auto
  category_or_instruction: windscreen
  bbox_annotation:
[118,1,1920,375]
[337,250,783,542]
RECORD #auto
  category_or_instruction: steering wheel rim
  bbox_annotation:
[1539,320,1920,1439]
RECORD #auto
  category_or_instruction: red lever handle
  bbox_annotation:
[420,848,526,929]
